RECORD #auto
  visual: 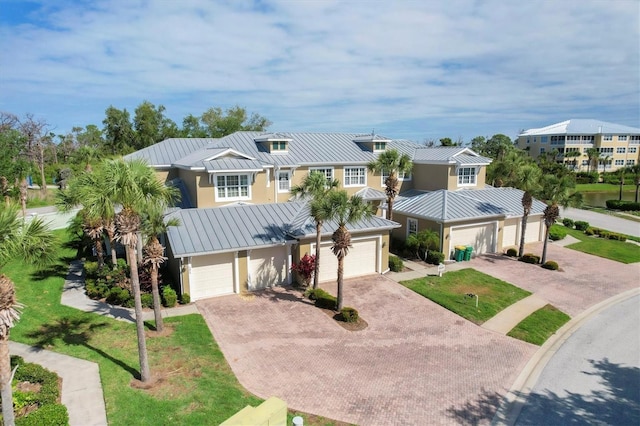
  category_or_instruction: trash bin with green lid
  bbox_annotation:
[464,246,473,261]
[454,246,465,262]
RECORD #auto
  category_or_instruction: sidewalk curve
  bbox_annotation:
[482,294,549,334]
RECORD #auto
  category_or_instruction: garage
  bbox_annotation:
[524,216,542,243]
[190,252,235,301]
[315,238,378,283]
[450,222,496,257]
[249,247,289,290]
[503,218,518,247]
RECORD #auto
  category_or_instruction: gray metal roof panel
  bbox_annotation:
[204,158,266,172]
[355,187,387,201]
[520,119,640,136]
[412,147,491,165]
[124,138,213,166]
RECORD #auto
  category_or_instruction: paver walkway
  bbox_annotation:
[482,294,549,334]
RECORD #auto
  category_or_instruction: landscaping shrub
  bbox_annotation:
[388,255,404,272]
[313,289,337,310]
[519,253,540,264]
[599,230,611,239]
[83,261,99,277]
[541,261,559,270]
[574,220,590,231]
[505,248,518,257]
[576,171,598,184]
[85,279,109,300]
[585,227,598,236]
[608,233,627,242]
[561,218,574,228]
[426,250,445,265]
[180,293,191,304]
[549,225,567,241]
[162,286,178,307]
[141,293,154,308]
[291,253,316,286]
[606,200,640,211]
[16,403,69,426]
[106,287,132,306]
[339,307,359,323]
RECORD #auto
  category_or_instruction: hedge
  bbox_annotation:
[388,255,404,272]
[574,221,590,231]
[606,200,640,211]
[340,307,359,323]
[549,226,567,241]
[541,261,559,270]
[519,253,540,264]
[505,248,518,257]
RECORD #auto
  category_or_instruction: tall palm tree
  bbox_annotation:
[487,150,527,187]
[513,164,542,257]
[0,205,56,425]
[585,147,599,174]
[290,171,339,289]
[102,159,178,383]
[628,165,640,203]
[141,201,180,333]
[539,175,583,264]
[316,191,374,311]
[367,149,413,221]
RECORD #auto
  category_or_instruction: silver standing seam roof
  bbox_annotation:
[519,119,640,136]
[166,201,400,258]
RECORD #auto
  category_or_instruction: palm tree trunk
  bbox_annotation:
[127,245,151,382]
[313,222,321,290]
[541,226,551,264]
[94,237,105,269]
[336,256,344,311]
[518,212,529,258]
[387,197,393,221]
[636,183,639,203]
[150,264,163,333]
[0,337,15,426]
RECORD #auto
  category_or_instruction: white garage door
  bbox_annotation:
[190,253,235,301]
[450,223,495,256]
[249,247,288,290]
[503,219,518,248]
[524,216,542,243]
[316,238,378,283]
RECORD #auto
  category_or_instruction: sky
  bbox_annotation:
[1,0,639,144]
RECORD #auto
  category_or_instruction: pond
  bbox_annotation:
[581,191,637,207]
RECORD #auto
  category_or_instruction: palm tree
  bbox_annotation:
[0,205,56,425]
[629,165,640,203]
[141,201,180,333]
[316,191,374,311]
[563,150,581,171]
[487,150,527,187]
[585,148,599,174]
[102,159,178,383]
[513,164,542,257]
[539,175,583,264]
[290,171,339,289]
[0,177,10,207]
[367,149,413,221]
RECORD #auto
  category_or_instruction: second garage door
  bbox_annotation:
[249,247,288,290]
[190,252,235,301]
[316,238,378,283]
[450,223,496,257]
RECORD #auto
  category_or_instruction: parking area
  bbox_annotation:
[196,243,639,424]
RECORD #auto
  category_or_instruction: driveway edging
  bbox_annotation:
[492,286,640,425]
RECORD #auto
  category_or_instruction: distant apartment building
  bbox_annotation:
[516,119,640,172]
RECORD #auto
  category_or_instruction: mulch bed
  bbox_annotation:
[318,307,368,331]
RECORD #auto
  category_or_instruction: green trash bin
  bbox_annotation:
[464,246,473,261]
[454,246,465,262]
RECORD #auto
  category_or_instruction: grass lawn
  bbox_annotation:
[507,304,571,345]
[5,229,342,426]
[576,183,635,193]
[559,225,640,264]
[400,268,531,325]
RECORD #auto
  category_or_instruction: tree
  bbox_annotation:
[472,134,514,159]
[102,159,178,382]
[406,229,439,261]
[103,106,135,155]
[141,201,180,333]
[439,137,455,147]
[0,205,56,425]
[316,191,374,311]
[618,168,625,201]
[200,106,271,137]
[486,150,527,188]
[181,114,207,138]
[599,155,611,175]
[629,165,640,203]
[513,165,542,257]
[563,150,581,171]
[133,101,178,150]
[18,114,50,196]
[538,174,582,264]
[367,149,413,221]
[290,171,339,289]
[585,148,599,174]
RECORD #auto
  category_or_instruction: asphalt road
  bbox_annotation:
[562,207,640,237]
[515,294,640,425]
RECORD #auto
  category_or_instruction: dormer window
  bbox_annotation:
[374,141,387,151]
[254,133,292,153]
[353,133,392,152]
[272,141,287,152]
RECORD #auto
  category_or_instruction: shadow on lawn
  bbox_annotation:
[447,358,640,425]
[26,316,141,380]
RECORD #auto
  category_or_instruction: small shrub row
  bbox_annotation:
[585,227,627,241]
[388,255,404,272]
[575,171,599,184]
[180,293,191,304]
[307,288,337,310]
[606,200,640,211]
[505,248,518,257]
[561,218,574,228]
[162,286,178,308]
[541,261,559,270]
[574,220,590,231]
[519,253,540,264]
[549,226,567,241]
[426,250,445,265]
[339,307,359,323]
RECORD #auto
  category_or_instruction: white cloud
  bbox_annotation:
[0,0,638,141]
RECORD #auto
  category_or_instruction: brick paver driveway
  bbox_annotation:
[198,275,536,425]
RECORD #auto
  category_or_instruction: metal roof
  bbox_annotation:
[355,187,387,201]
[412,147,492,165]
[124,138,213,166]
[393,187,546,223]
[519,119,640,136]
[166,201,400,257]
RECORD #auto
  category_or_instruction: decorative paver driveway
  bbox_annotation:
[198,276,536,425]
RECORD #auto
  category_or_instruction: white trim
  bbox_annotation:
[309,166,335,183]
[214,173,252,202]
[407,218,418,237]
[449,221,497,253]
[277,170,292,193]
[203,148,256,161]
[311,235,381,277]
[233,252,239,294]
[456,166,478,187]
[343,166,367,187]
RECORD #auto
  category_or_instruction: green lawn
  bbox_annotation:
[576,183,635,193]
[559,225,640,264]
[400,268,531,325]
[507,304,571,345]
[5,229,342,426]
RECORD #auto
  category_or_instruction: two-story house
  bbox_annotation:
[126,132,546,301]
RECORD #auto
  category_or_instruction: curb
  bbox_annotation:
[491,286,640,425]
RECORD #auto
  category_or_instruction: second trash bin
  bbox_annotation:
[454,246,466,262]
[464,246,473,261]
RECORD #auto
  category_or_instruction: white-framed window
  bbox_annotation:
[618,135,628,141]
[598,147,614,154]
[216,174,250,200]
[629,147,638,154]
[631,136,640,141]
[617,147,626,154]
[627,160,636,166]
[458,167,476,186]
[540,136,548,143]
[407,218,418,236]
[309,167,334,185]
[271,141,287,152]
[374,141,387,151]
[615,159,624,166]
[277,171,290,192]
[603,135,613,141]
[344,167,366,187]
[566,135,581,141]
[381,169,411,187]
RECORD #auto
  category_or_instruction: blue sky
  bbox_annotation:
[1,0,638,143]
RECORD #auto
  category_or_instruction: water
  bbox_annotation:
[582,191,637,207]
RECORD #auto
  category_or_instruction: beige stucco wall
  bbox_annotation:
[390,213,441,243]
[154,168,178,183]
[237,251,249,293]
[412,164,450,191]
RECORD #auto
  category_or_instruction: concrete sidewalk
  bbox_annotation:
[562,206,640,237]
